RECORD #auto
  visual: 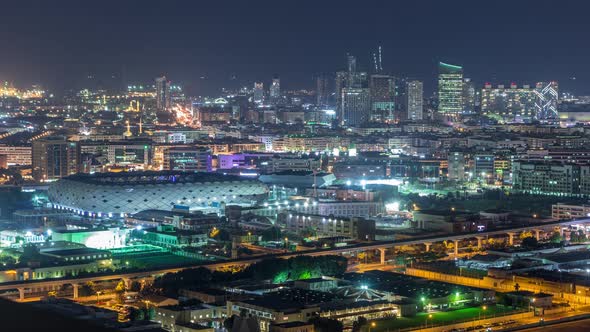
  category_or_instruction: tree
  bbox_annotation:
[115,280,126,293]
[570,230,587,243]
[210,228,231,242]
[549,231,563,244]
[79,281,96,297]
[129,281,141,292]
[309,317,343,332]
[261,226,282,241]
[521,236,538,249]
[145,307,155,321]
[114,280,126,303]
[130,307,145,321]
[300,227,317,239]
[223,315,238,330]
[352,316,367,332]
[519,231,533,240]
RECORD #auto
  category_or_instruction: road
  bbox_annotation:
[515,317,590,332]
[2,217,589,298]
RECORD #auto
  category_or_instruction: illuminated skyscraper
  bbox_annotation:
[316,74,330,107]
[337,54,368,125]
[253,82,264,103]
[32,136,80,182]
[462,78,476,114]
[269,75,281,104]
[341,87,370,126]
[438,62,463,115]
[406,80,423,121]
[534,81,559,120]
[155,76,171,111]
[369,74,395,122]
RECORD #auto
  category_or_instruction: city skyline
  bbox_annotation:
[1,0,589,95]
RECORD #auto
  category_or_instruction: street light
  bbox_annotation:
[428,314,433,328]
[480,305,487,320]
[369,322,376,332]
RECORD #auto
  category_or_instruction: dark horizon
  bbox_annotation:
[1,0,588,96]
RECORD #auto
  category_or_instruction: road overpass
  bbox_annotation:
[0,218,586,300]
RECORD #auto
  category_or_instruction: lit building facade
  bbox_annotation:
[163,147,212,172]
[447,152,465,181]
[253,82,264,103]
[316,73,330,107]
[535,81,559,120]
[462,78,476,113]
[438,62,463,115]
[406,80,423,121]
[512,161,580,196]
[341,88,370,126]
[369,74,396,122]
[0,145,32,165]
[269,76,281,104]
[32,137,80,182]
[155,76,171,111]
[480,83,536,121]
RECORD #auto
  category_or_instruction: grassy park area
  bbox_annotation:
[368,305,521,332]
[400,189,586,217]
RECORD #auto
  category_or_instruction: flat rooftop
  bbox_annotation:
[43,248,110,256]
[343,270,485,299]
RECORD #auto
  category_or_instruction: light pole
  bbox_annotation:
[428,314,433,328]
[368,321,376,332]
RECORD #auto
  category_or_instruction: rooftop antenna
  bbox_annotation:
[378,45,383,72]
[373,53,378,73]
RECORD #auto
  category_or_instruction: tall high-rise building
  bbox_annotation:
[253,82,264,103]
[406,80,423,121]
[347,55,357,73]
[269,75,281,104]
[336,54,368,126]
[438,62,464,115]
[535,81,559,120]
[369,74,396,122]
[462,78,476,114]
[480,83,536,121]
[32,136,80,182]
[341,88,370,126]
[155,76,171,111]
[316,74,330,107]
[394,77,408,120]
[335,71,348,111]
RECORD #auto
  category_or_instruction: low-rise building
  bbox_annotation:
[551,203,590,220]
[142,224,208,248]
[412,210,487,233]
[154,304,225,332]
[280,212,375,241]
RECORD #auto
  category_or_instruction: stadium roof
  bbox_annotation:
[60,171,250,185]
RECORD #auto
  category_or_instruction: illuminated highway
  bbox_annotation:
[0,218,587,299]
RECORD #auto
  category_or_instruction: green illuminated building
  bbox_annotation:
[438,62,464,115]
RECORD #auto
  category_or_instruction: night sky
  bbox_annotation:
[1,0,589,95]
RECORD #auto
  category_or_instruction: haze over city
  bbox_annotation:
[3,1,590,332]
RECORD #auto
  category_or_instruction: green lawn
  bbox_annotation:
[368,305,520,332]
[115,252,203,269]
